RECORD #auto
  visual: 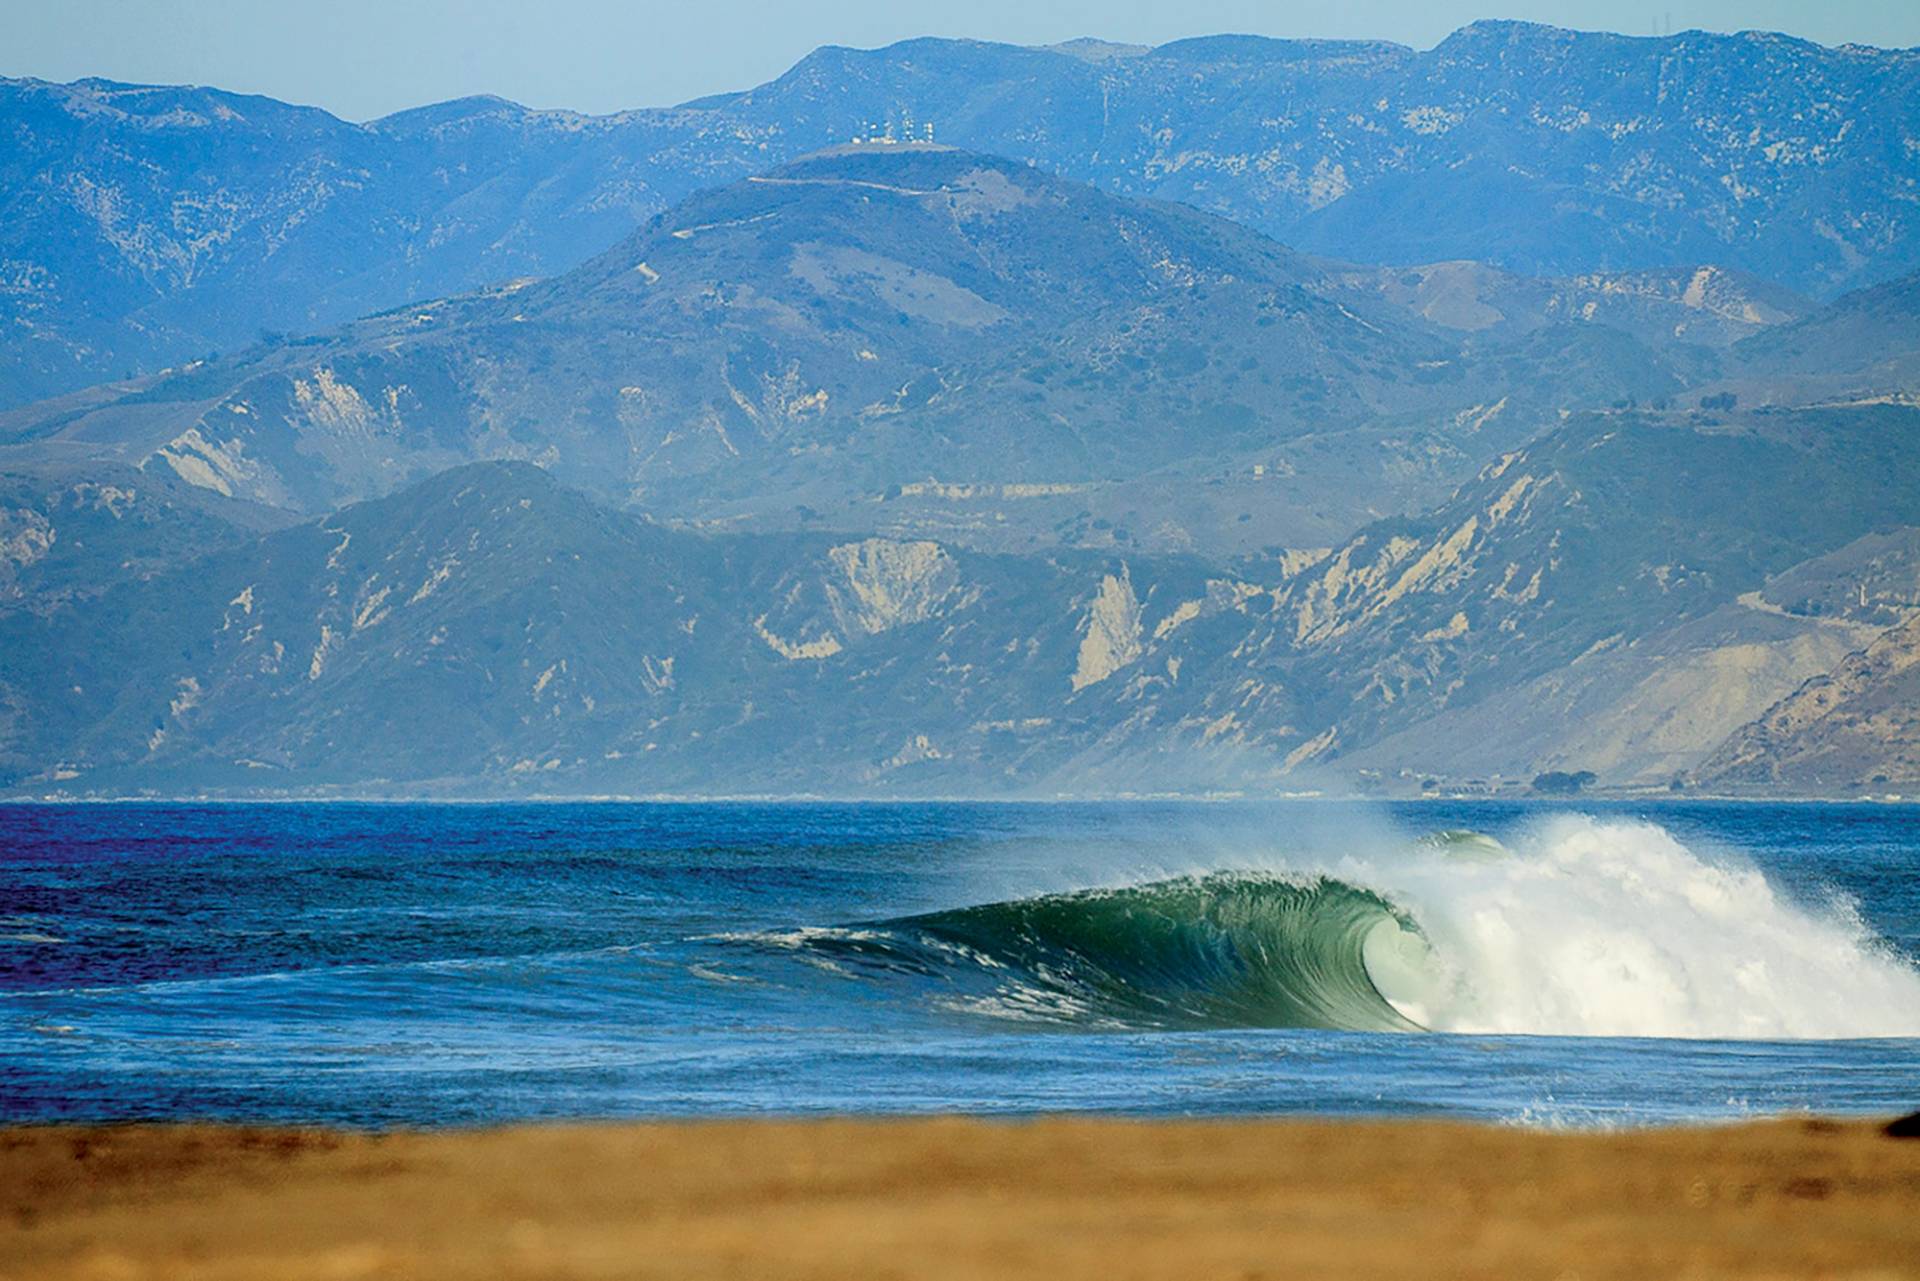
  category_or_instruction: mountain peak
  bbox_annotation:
[353,460,565,522]
[1151,33,1409,63]
[1042,38,1150,63]
[372,93,538,133]
[5,75,344,130]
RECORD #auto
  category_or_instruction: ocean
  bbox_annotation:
[3,799,1917,1127]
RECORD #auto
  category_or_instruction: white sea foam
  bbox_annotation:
[1345,814,1920,1040]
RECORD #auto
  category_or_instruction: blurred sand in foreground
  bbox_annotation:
[3,1117,1918,1279]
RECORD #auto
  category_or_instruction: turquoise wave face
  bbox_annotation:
[751,873,1432,1032]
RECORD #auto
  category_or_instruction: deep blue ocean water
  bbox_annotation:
[2,799,1917,1127]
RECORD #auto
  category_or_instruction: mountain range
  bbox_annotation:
[1,24,1917,798]
[4,21,1918,407]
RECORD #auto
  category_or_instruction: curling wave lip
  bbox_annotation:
[728,818,1920,1041]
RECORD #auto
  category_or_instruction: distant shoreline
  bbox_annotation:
[2,790,1915,806]
[6,1116,1916,1279]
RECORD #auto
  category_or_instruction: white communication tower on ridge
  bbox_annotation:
[849,113,937,145]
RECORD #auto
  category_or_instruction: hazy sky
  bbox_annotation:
[6,0,1918,120]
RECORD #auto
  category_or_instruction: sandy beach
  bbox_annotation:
[3,1116,1917,1279]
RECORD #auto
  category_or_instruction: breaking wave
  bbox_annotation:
[729,816,1920,1040]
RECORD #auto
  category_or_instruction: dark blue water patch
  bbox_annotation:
[2,799,1918,1126]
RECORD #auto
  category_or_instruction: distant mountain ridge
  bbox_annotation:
[7,146,1720,559]
[4,20,1918,404]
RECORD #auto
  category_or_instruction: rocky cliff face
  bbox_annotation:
[5,402,1917,797]
[4,21,1916,405]
[0,461,1212,793]
[1700,615,1920,792]
[1696,532,1920,792]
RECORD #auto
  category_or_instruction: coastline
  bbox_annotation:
[2,791,1916,805]
[5,1116,1918,1279]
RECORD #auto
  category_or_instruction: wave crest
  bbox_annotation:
[726,816,1920,1040]
[733,874,1423,1032]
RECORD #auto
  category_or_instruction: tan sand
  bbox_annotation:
[3,1116,1918,1280]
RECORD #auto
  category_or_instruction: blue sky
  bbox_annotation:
[6,0,1918,120]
